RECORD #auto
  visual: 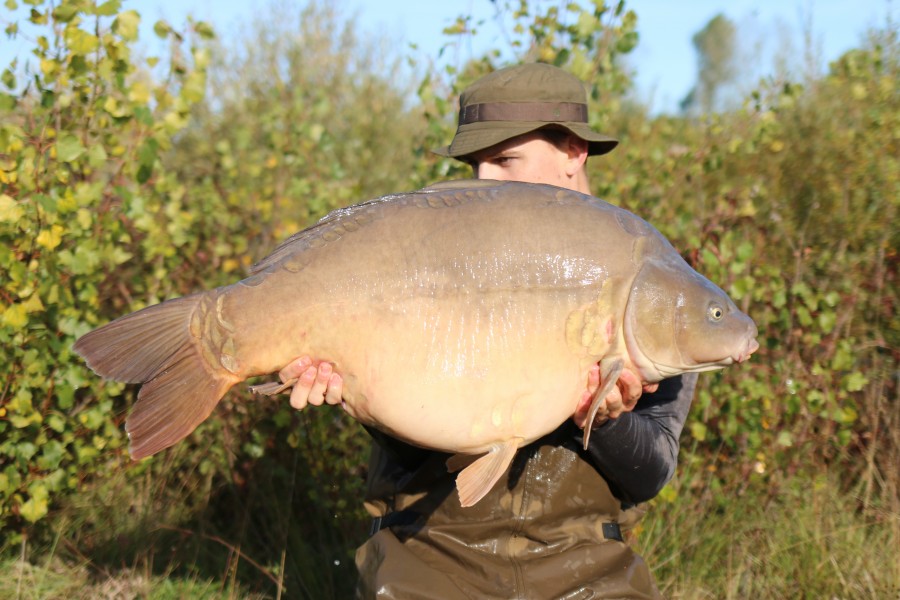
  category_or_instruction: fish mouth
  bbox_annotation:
[732,338,760,364]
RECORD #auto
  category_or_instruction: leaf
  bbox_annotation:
[95,0,121,16]
[127,80,150,104]
[153,19,171,39]
[37,441,66,470]
[29,8,48,25]
[21,293,44,314]
[817,310,836,334]
[36,224,64,249]
[0,92,15,110]
[1,68,15,90]
[19,484,49,523]
[689,421,707,442]
[56,133,85,163]
[194,20,215,39]
[1,303,27,328]
[842,372,868,393]
[65,27,100,54]
[52,3,79,23]
[0,194,24,223]
[113,9,140,41]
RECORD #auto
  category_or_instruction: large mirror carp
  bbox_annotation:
[75,179,758,506]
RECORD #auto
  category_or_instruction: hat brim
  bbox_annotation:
[432,122,618,159]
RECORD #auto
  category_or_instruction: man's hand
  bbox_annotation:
[572,366,656,429]
[278,356,344,410]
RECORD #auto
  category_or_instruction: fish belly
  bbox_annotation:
[226,277,592,454]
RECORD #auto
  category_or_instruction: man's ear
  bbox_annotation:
[564,136,589,176]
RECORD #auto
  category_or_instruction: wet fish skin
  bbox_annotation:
[74,179,758,506]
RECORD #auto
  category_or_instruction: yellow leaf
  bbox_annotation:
[77,208,92,229]
[113,10,140,41]
[20,485,49,523]
[65,27,99,54]
[36,224,65,250]
[2,303,27,328]
[22,293,44,314]
[128,80,150,104]
[40,58,58,78]
[222,258,239,273]
[0,193,23,223]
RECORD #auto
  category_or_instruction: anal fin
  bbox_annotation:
[454,438,521,507]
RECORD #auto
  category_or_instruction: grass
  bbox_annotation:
[1,447,897,599]
[0,418,371,600]
[0,553,260,599]
[639,467,900,599]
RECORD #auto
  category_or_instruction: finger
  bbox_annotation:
[617,370,643,411]
[643,382,660,394]
[324,373,344,405]
[591,400,610,427]
[280,356,312,382]
[307,362,332,406]
[572,389,593,428]
[586,364,600,395]
[605,388,625,420]
[289,365,318,410]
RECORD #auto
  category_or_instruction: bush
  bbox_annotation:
[0,0,216,536]
[1,0,896,596]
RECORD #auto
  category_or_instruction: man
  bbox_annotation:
[282,63,696,598]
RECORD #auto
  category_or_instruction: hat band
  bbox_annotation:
[459,102,588,126]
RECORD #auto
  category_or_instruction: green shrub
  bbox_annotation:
[0,0,216,537]
[1,0,896,596]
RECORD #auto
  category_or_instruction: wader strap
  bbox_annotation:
[371,513,625,542]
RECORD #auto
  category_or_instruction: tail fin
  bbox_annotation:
[73,293,236,459]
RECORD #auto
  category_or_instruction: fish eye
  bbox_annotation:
[708,304,724,321]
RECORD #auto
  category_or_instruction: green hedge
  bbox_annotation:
[1,3,896,591]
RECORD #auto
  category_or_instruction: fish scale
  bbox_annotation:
[74,179,758,507]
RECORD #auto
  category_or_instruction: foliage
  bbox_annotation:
[168,1,425,254]
[601,30,899,507]
[0,0,897,597]
[0,552,265,599]
[0,0,418,596]
[680,13,738,113]
[0,0,215,536]
[639,465,900,598]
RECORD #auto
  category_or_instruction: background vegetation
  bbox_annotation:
[1,0,897,598]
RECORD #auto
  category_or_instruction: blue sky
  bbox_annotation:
[137,0,899,112]
[3,1,896,112]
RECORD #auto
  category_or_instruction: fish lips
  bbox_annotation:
[732,336,760,364]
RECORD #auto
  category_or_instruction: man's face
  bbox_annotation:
[465,132,580,188]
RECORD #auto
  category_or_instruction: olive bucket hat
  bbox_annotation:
[433,62,618,159]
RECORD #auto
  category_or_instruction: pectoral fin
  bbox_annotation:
[452,438,521,507]
[582,357,624,450]
[249,378,298,396]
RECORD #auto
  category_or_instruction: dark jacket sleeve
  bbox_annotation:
[577,372,697,504]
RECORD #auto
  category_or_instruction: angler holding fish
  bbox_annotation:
[74,64,757,598]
